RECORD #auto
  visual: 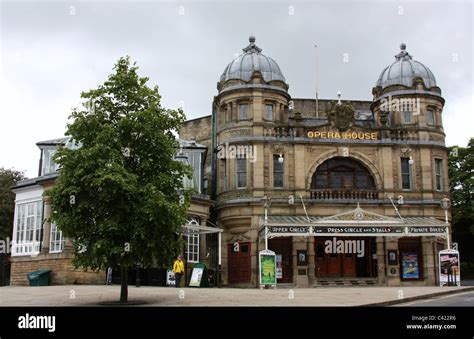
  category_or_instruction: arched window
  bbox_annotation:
[311,157,376,190]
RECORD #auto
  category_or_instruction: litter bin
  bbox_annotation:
[27,270,51,286]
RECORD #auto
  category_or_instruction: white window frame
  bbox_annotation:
[12,200,43,256]
[183,151,202,193]
[41,147,58,176]
[185,230,199,263]
[49,223,64,253]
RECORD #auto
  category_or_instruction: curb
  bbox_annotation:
[360,286,474,306]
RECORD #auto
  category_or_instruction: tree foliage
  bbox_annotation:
[0,168,26,240]
[449,138,474,263]
[48,57,192,300]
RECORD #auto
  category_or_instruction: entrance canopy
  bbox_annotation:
[258,206,448,238]
[182,219,224,235]
[182,219,223,266]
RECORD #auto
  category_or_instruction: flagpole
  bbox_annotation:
[315,44,319,119]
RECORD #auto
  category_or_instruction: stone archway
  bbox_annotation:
[306,150,383,191]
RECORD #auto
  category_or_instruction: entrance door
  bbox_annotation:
[227,242,251,284]
[315,237,359,277]
[268,237,293,283]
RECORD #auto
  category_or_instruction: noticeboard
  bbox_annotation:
[166,269,175,286]
[439,250,461,287]
[189,263,209,287]
[259,250,276,286]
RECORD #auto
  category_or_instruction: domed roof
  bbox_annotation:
[220,36,286,83]
[376,43,437,89]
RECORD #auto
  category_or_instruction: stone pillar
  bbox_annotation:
[376,237,386,286]
[293,237,309,287]
[252,93,263,122]
[41,199,52,253]
[275,102,280,122]
[422,236,436,286]
[307,236,316,286]
[226,102,231,123]
[385,238,401,286]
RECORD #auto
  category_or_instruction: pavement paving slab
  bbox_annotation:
[1,285,473,306]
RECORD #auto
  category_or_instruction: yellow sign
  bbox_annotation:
[307,130,378,140]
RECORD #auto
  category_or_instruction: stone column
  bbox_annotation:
[385,237,401,286]
[307,236,316,286]
[422,236,436,286]
[376,237,386,286]
[41,199,52,254]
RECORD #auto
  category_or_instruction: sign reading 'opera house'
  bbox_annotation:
[306,130,379,140]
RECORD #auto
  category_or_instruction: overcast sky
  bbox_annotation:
[1,0,472,177]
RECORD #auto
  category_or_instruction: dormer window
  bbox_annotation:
[41,147,58,176]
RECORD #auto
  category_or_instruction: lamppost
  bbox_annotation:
[440,197,451,250]
[260,194,271,250]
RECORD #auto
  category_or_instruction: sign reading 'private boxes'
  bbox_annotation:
[306,130,378,140]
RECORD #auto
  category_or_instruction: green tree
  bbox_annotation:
[449,138,474,271]
[48,57,191,303]
[0,168,26,241]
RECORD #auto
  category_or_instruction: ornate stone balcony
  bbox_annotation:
[308,189,378,201]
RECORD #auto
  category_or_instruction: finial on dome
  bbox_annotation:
[395,42,412,61]
[243,35,262,53]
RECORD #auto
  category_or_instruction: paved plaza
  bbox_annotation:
[0,285,472,307]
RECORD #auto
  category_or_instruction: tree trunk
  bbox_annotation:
[120,266,128,303]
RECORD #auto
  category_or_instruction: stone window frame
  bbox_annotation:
[400,157,413,191]
[264,102,274,121]
[238,102,250,121]
[272,154,285,188]
[402,110,413,124]
[426,107,435,126]
[235,157,247,189]
[434,157,444,192]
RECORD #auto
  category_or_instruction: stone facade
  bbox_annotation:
[180,38,451,287]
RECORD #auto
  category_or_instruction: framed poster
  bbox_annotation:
[439,250,461,287]
[259,250,276,286]
[275,254,283,279]
[387,250,398,265]
[297,250,308,265]
[401,253,420,279]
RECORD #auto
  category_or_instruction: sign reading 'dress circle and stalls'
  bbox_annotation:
[306,130,378,140]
